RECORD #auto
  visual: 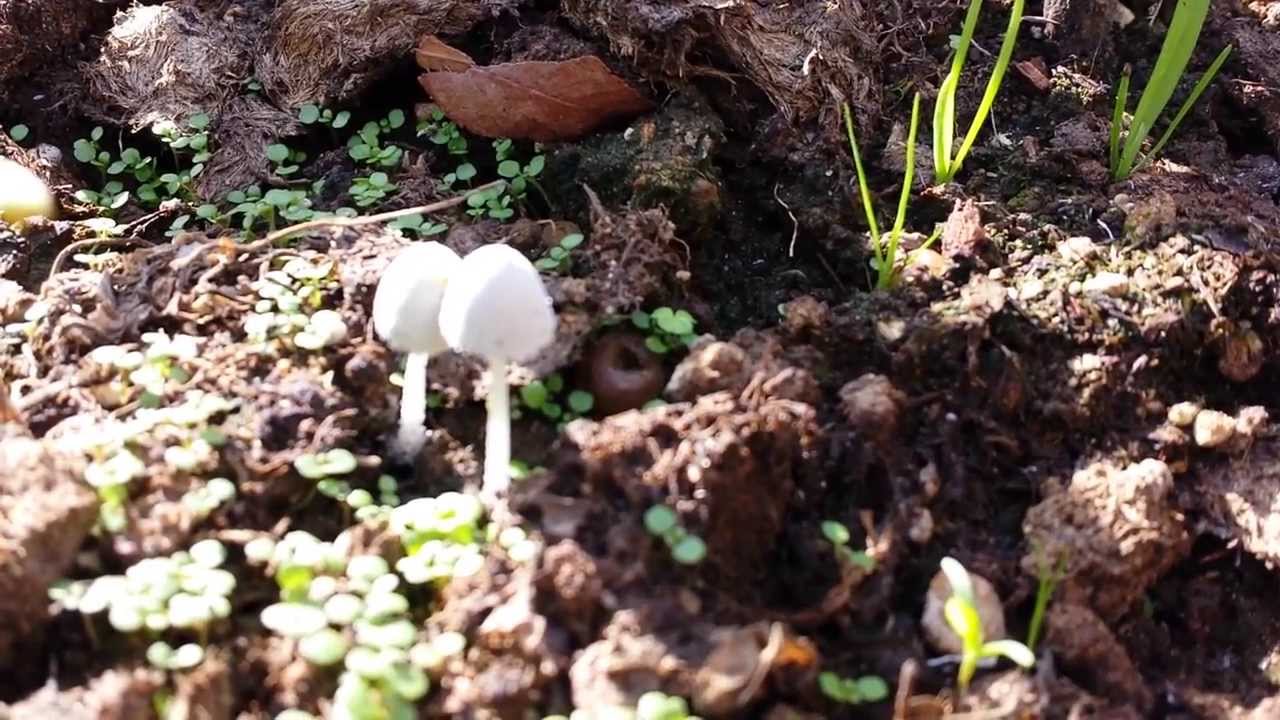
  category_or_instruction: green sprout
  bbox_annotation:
[843,94,938,290]
[940,556,1035,694]
[933,0,1025,183]
[465,183,515,220]
[8,124,30,143]
[418,107,469,155]
[348,110,406,168]
[299,103,352,130]
[50,540,235,645]
[635,692,702,720]
[630,307,698,355]
[643,505,706,565]
[1025,551,1067,652]
[244,257,345,348]
[514,372,594,425]
[388,213,448,237]
[392,492,489,585]
[294,448,359,503]
[818,671,890,705]
[147,641,205,671]
[820,521,876,572]
[1109,0,1232,179]
[495,138,546,202]
[534,233,584,274]
[225,184,316,233]
[350,172,397,207]
[267,143,308,177]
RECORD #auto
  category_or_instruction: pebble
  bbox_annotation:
[1167,401,1201,427]
[1083,272,1130,297]
[1193,409,1236,448]
[921,565,1007,654]
[1058,236,1098,262]
[1018,278,1045,301]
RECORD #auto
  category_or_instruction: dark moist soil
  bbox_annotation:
[4,0,1280,718]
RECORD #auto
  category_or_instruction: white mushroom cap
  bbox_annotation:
[0,157,57,226]
[439,244,556,362]
[372,241,462,354]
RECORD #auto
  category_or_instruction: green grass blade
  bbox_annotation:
[1136,44,1232,174]
[842,103,883,265]
[934,0,982,181]
[1109,67,1131,175]
[933,73,955,180]
[881,93,922,290]
[951,0,1026,178]
[1116,0,1212,178]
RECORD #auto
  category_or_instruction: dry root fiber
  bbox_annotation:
[0,0,107,84]
[259,0,516,109]
[83,3,254,129]
[562,0,881,129]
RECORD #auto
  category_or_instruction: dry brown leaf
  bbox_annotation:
[419,56,653,142]
[415,35,475,72]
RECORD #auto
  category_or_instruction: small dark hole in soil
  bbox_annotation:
[1212,95,1275,158]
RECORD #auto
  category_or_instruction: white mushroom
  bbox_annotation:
[0,157,57,228]
[372,241,462,459]
[439,244,556,498]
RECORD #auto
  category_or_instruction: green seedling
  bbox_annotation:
[495,138,546,201]
[387,213,448,237]
[8,124,30,143]
[152,113,212,166]
[643,505,707,566]
[50,540,235,645]
[348,110,406,168]
[180,477,236,522]
[147,641,206,671]
[1109,0,1231,179]
[534,232,584,274]
[350,172,397,207]
[465,183,515,220]
[267,143,308,177]
[821,521,876,572]
[818,671,890,705]
[515,372,594,424]
[1025,551,1067,652]
[940,556,1035,694]
[634,691,702,720]
[88,330,199,408]
[843,94,936,290]
[295,448,359,503]
[299,103,351,130]
[244,257,346,348]
[630,307,698,355]
[226,185,316,233]
[418,107,469,155]
[392,492,488,585]
[933,0,1026,183]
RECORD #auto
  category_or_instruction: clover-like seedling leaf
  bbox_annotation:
[671,535,707,565]
[822,520,851,546]
[261,602,329,638]
[299,628,350,666]
[299,104,321,124]
[324,593,364,626]
[10,124,30,142]
[189,539,227,569]
[643,505,678,536]
[855,675,889,702]
[567,390,594,415]
[520,381,548,409]
[294,449,358,479]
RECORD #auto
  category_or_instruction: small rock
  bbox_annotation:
[1167,401,1201,427]
[921,565,1007,655]
[1018,278,1045,301]
[1122,191,1177,244]
[940,199,987,261]
[905,248,951,279]
[1058,236,1098,262]
[779,295,829,338]
[1082,272,1129,297]
[1194,410,1236,448]
[838,374,906,447]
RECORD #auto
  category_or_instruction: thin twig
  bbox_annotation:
[49,236,155,277]
[263,180,507,245]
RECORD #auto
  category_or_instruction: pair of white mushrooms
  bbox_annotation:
[372,241,555,498]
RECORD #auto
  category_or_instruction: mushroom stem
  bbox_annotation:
[394,351,430,459]
[483,356,511,498]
